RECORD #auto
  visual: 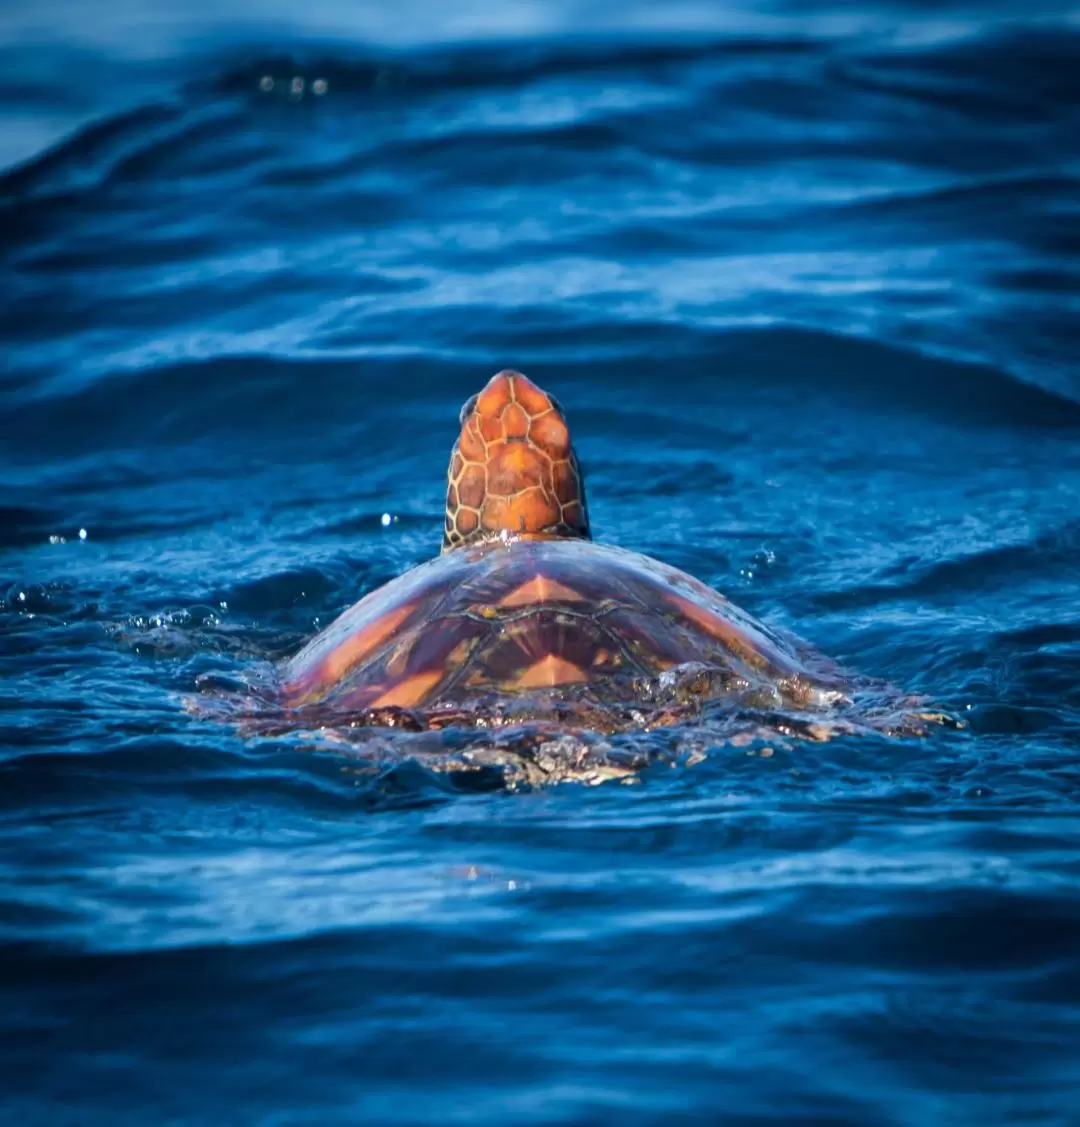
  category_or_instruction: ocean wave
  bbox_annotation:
[2,9,1079,1120]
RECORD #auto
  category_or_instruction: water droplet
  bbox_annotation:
[259,76,274,92]
[78,528,87,540]
[290,76,305,97]
[381,513,392,527]
[312,78,328,96]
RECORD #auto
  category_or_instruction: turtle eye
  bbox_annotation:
[458,394,478,425]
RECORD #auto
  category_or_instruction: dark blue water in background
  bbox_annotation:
[2,1,1079,1122]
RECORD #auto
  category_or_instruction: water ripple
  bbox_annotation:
[2,6,1080,1123]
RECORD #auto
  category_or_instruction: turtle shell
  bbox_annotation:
[280,538,846,718]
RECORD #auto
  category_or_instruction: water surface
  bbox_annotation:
[2,2,1079,1122]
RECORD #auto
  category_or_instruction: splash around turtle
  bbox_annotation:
[197,370,958,787]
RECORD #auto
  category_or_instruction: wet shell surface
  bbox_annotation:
[281,538,848,721]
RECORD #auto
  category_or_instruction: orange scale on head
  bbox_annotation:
[483,488,560,536]
[551,458,580,500]
[458,424,486,463]
[529,412,569,459]
[488,442,545,494]
[479,413,504,444]
[502,402,530,439]
[475,372,514,416]
[457,464,486,509]
[511,374,555,417]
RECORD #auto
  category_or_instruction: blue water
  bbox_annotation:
[2,1,1080,1122]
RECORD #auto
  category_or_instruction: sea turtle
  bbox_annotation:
[258,370,951,783]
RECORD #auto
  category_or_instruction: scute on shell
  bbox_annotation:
[277,538,929,746]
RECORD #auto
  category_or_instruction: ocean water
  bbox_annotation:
[2,1,1079,1122]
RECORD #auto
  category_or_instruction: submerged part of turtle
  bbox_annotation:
[198,370,957,787]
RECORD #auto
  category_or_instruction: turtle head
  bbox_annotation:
[443,370,590,552]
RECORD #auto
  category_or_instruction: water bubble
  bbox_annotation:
[78,528,87,540]
[381,513,392,527]
[259,75,274,92]
[290,76,305,97]
[312,78,328,96]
